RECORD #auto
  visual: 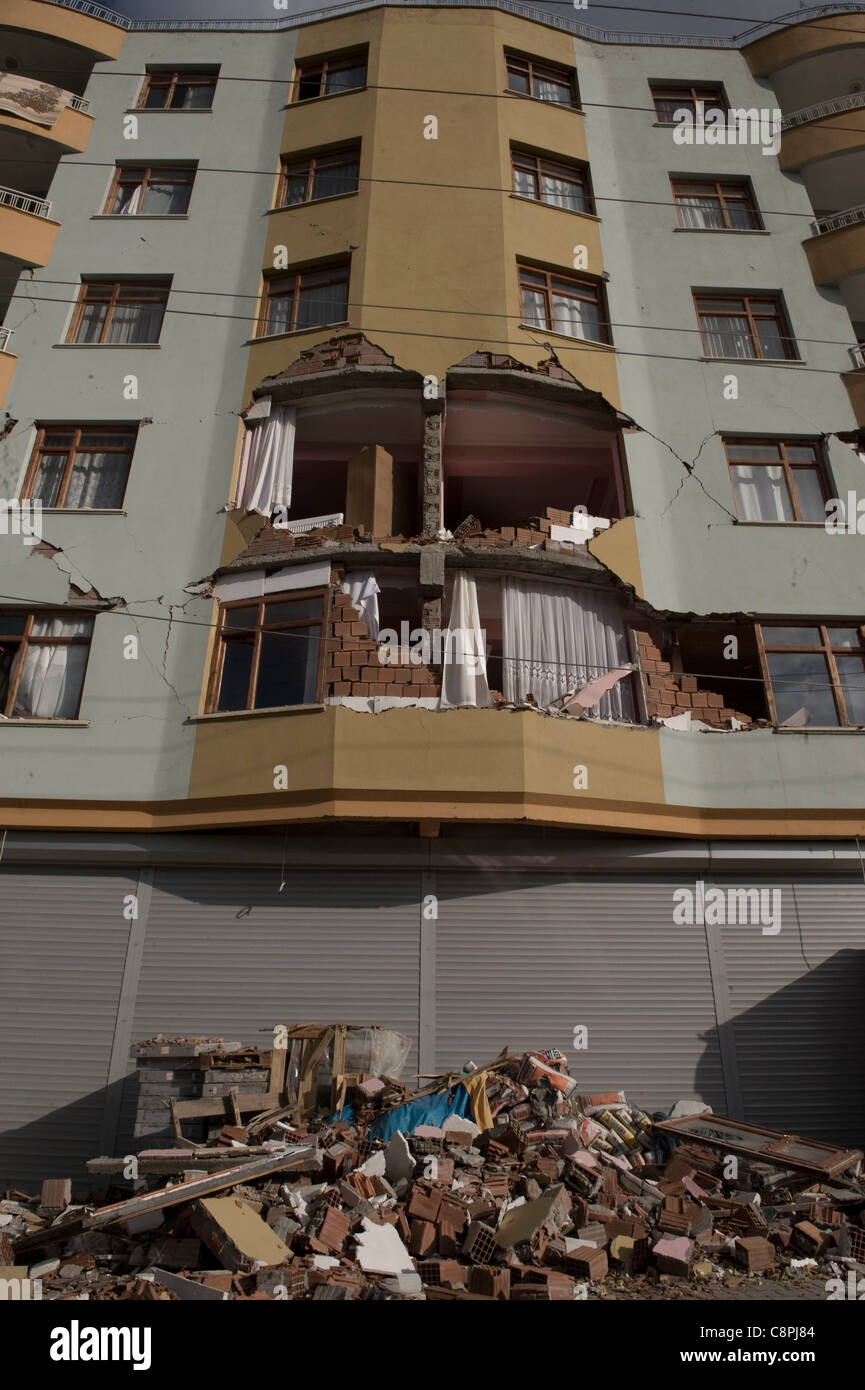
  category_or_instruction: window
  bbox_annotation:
[138,69,218,110]
[511,149,593,214]
[695,293,796,360]
[68,280,170,345]
[672,177,761,231]
[209,592,327,711]
[758,623,865,727]
[519,264,609,343]
[292,50,366,102]
[506,53,578,108]
[105,165,195,215]
[651,83,726,123]
[278,146,360,208]
[0,610,93,719]
[22,425,137,510]
[259,261,349,337]
[724,439,829,523]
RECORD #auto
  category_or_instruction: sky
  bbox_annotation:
[102,0,832,44]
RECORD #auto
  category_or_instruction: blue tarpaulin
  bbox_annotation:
[368,1084,472,1141]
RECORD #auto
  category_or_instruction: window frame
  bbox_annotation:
[723,437,831,524]
[257,259,351,338]
[291,48,368,104]
[0,609,93,720]
[694,291,798,361]
[276,144,361,209]
[137,68,219,111]
[505,51,580,109]
[671,176,762,231]
[21,424,139,510]
[756,622,865,727]
[207,589,329,713]
[651,82,728,123]
[67,279,171,346]
[518,262,611,345]
[104,163,196,216]
[511,147,594,215]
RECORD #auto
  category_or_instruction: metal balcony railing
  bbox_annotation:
[782,89,865,130]
[0,327,13,354]
[849,343,865,369]
[0,186,52,219]
[39,0,865,46]
[67,93,91,114]
[814,203,865,233]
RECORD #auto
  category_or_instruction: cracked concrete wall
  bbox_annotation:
[0,30,292,802]
[575,37,865,617]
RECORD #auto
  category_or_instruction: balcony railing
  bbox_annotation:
[813,203,865,234]
[67,94,91,115]
[0,327,13,354]
[782,89,865,131]
[41,0,865,45]
[849,342,865,369]
[0,186,52,219]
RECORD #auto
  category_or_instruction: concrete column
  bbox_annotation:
[422,401,444,538]
[345,444,394,537]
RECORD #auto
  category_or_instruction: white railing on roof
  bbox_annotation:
[782,89,865,129]
[0,186,52,219]
[0,327,13,353]
[849,342,865,368]
[37,0,865,46]
[814,202,865,233]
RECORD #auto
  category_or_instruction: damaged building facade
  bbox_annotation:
[1,0,865,1182]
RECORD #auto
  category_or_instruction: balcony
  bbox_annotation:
[779,92,865,172]
[0,327,16,406]
[0,82,93,155]
[4,0,125,61]
[843,342,865,424]
[745,10,865,80]
[0,185,60,267]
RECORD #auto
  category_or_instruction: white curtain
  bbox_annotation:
[730,464,792,522]
[13,616,92,719]
[700,314,752,358]
[236,406,296,515]
[676,195,723,229]
[117,183,143,216]
[552,295,602,342]
[439,572,492,709]
[342,573,381,640]
[502,578,634,721]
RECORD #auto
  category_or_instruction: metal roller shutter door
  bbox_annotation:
[0,867,135,1185]
[435,871,726,1117]
[718,875,865,1148]
[127,864,421,1081]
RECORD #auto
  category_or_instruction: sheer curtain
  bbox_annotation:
[116,183,143,215]
[553,295,601,341]
[236,406,296,515]
[700,314,753,358]
[730,464,792,521]
[677,195,722,229]
[541,174,582,212]
[502,577,635,720]
[64,449,129,510]
[13,617,92,718]
[440,572,492,709]
[341,573,381,640]
[106,301,163,344]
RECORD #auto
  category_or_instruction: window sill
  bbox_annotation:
[733,519,829,527]
[269,191,358,214]
[53,343,162,349]
[126,107,213,114]
[190,704,325,723]
[286,87,367,110]
[504,91,583,114]
[509,193,600,222]
[774,725,865,733]
[699,355,804,366]
[518,322,614,351]
[247,319,350,346]
[673,227,769,235]
[91,214,190,221]
[36,508,127,516]
[0,717,89,727]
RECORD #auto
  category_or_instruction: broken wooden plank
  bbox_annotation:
[169,1091,281,1122]
[652,1114,862,1178]
[87,1145,318,1177]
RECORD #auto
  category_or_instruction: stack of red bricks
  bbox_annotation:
[635,630,753,729]
[325,589,439,699]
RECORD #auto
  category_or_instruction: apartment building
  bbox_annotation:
[1,0,864,1181]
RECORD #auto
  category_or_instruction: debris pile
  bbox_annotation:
[3,1034,863,1300]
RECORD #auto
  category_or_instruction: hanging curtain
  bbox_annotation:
[552,295,601,341]
[341,573,381,640]
[502,577,635,721]
[699,313,752,358]
[116,183,143,216]
[63,447,129,510]
[236,406,296,515]
[676,194,722,229]
[13,616,93,718]
[729,464,791,522]
[439,572,492,709]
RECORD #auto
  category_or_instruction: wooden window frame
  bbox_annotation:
[0,610,93,719]
[105,164,195,215]
[671,176,761,231]
[67,279,171,346]
[21,424,138,509]
[723,438,830,523]
[757,622,865,727]
[694,291,798,361]
[137,69,219,111]
[291,49,367,104]
[276,145,360,209]
[651,82,727,123]
[506,52,579,108]
[257,260,350,338]
[511,148,593,214]
[518,263,610,344]
[206,590,329,713]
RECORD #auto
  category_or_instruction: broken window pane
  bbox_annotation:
[766,651,838,726]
